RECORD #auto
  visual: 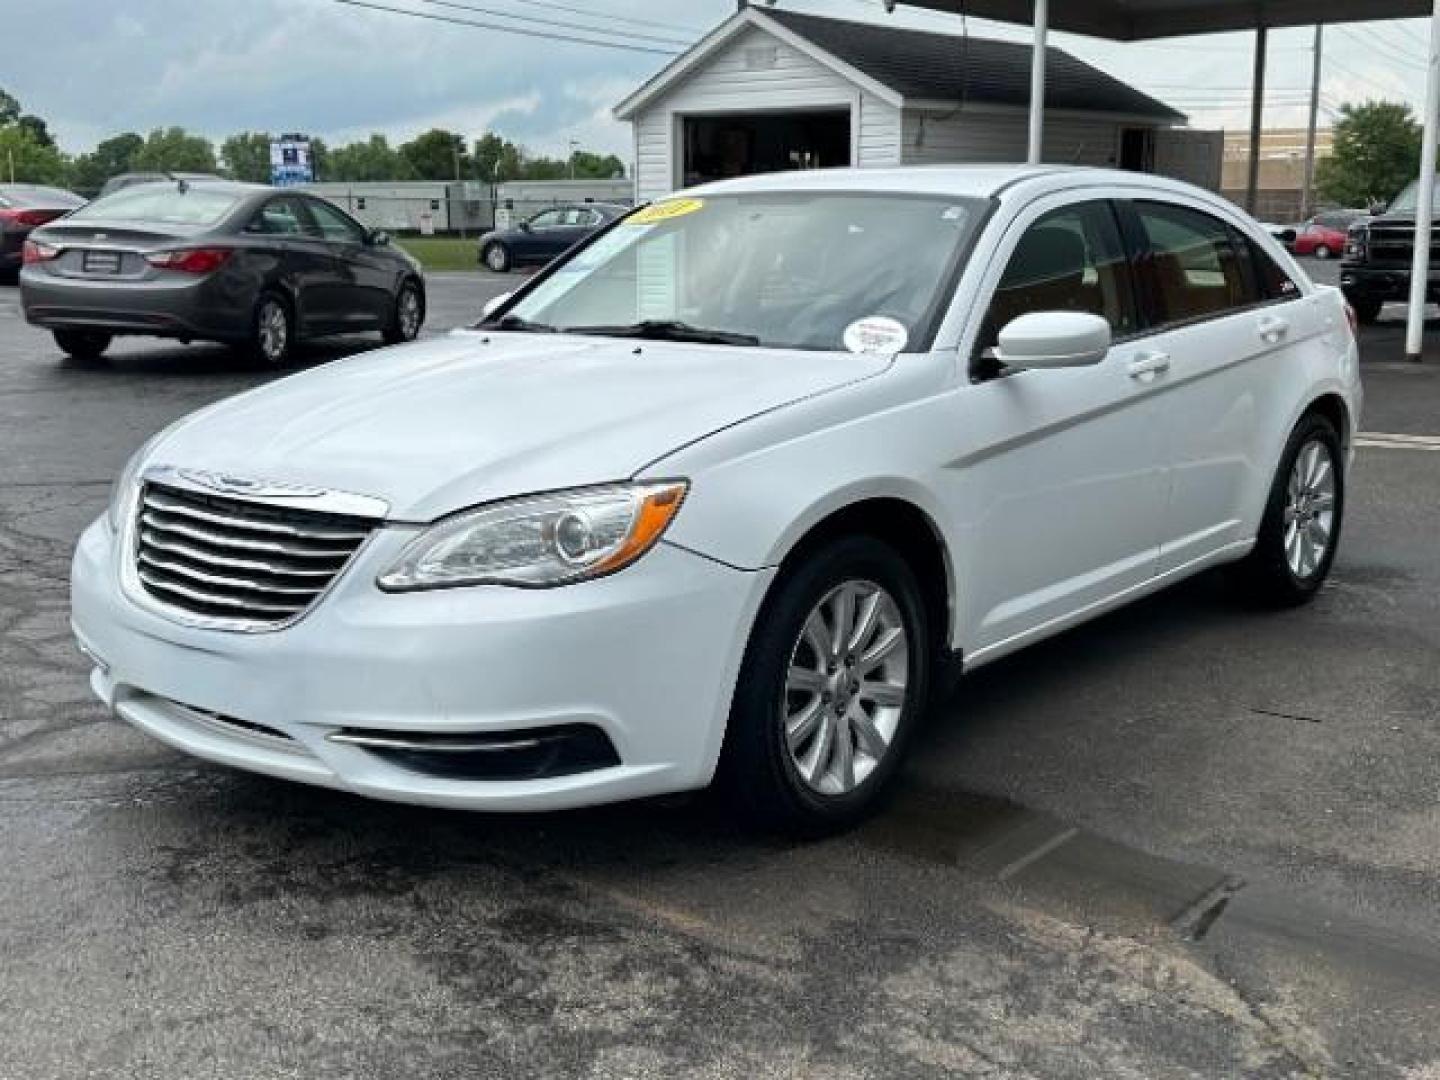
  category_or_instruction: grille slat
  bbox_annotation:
[135,482,377,628]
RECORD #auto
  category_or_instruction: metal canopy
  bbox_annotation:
[900,1,1432,40]
[902,0,1439,361]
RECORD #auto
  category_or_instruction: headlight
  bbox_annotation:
[377,481,688,591]
[106,437,158,530]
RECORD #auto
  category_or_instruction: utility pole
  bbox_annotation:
[6,148,13,184]
[1245,25,1268,216]
[1301,24,1324,222]
[568,138,580,180]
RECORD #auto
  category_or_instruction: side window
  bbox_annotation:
[1244,236,1301,302]
[529,210,563,230]
[306,199,366,243]
[981,200,1138,359]
[248,197,307,236]
[1135,201,1254,323]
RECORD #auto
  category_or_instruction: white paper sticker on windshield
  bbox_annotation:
[843,316,909,356]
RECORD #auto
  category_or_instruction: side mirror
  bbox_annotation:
[1278,228,1297,244]
[1369,200,1388,216]
[368,230,390,247]
[995,312,1112,371]
[480,291,514,320]
[519,220,533,232]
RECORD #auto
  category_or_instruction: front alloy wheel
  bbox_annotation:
[384,281,424,344]
[783,581,909,795]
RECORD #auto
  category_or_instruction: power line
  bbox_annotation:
[410,0,693,48]
[492,0,704,37]
[324,0,683,55]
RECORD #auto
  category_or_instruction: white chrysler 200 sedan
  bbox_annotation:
[72,167,1362,833]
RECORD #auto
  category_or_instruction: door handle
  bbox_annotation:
[1257,315,1290,343]
[1126,351,1171,379]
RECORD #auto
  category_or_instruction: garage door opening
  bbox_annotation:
[682,111,851,188]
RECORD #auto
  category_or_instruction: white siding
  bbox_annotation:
[630,25,902,200]
[900,109,1133,168]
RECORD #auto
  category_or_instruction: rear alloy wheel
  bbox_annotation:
[251,294,293,366]
[53,329,112,362]
[718,536,931,835]
[1313,244,1333,260]
[482,242,511,273]
[1234,413,1344,606]
[383,280,424,344]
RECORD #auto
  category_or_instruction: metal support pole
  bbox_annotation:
[1246,25,1268,216]
[1406,0,1440,362]
[1028,0,1048,165]
[1301,25,1324,222]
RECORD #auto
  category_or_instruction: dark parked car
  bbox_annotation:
[21,181,425,364]
[98,171,223,198]
[478,202,628,272]
[0,184,86,277]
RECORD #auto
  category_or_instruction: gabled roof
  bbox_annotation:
[614,6,1185,124]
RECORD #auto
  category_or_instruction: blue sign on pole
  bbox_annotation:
[269,135,314,187]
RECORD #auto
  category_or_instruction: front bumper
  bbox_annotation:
[72,516,773,811]
[1340,264,1438,304]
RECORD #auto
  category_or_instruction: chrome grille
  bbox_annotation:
[134,482,377,628]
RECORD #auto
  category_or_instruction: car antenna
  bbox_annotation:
[164,171,189,194]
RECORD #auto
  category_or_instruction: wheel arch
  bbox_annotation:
[765,495,956,669]
[1304,392,1352,452]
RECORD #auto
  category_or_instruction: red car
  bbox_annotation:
[1291,211,1364,259]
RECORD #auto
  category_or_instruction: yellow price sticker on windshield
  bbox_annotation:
[628,198,704,225]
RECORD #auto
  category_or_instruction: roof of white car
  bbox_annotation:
[682,165,1205,203]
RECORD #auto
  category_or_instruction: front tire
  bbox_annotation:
[482,242,511,273]
[250,292,294,366]
[383,279,424,344]
[1313,244,1333,260]
[53,329,112,362]
[717,536,932,836]
[1234,413,1344,606]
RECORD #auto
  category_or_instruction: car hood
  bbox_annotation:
[149,331,892,521]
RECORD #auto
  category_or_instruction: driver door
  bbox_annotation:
[950,197,1170,660]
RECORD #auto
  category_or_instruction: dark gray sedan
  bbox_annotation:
[21,181,425,364]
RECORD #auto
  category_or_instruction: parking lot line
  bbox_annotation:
[1356,432,1440,451]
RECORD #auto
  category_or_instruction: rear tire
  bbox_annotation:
[383,279,424,345]
[716,535,932,836]
[1233,413,1344,607]
[1313,244,1333,260]
[1349,297,1383,325]
[53,329,112,362]
[250,292,294,367]
[482,242,511,273]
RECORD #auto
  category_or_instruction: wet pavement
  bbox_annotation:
[2,268,1439,1078]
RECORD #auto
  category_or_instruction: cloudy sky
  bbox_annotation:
[10,0,1436,160]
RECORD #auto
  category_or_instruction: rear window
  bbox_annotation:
[71,187,241,226]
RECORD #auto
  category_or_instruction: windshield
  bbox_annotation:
[70,186,241,226]
[497,193,986,352]
[1387,180,1440,214]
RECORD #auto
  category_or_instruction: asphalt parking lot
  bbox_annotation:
[3,263,1440,1078]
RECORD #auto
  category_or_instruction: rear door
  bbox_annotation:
[1120,198,1315,573]
[304,197,391,330]
[524,208,577,260]
[243,195,333,335]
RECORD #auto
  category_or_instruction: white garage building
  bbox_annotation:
[615,6,1220,202]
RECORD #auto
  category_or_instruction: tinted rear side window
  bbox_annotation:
[1134,201,1254,324]
[1244,237,1301,302]
[73,187,241,226]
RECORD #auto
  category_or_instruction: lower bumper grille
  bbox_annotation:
[134,482,378,629]
[326,725,621,781]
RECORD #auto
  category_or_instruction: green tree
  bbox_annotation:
[569,150,625,179]
[399,128,468,180]
[309,136,330,181]
[131,127,217,174]
[0,88,19,126]
[0,124,68,184]
[326,134,414,182]
[69,132,143,193]
[17,115,53,149]
[1316,101,1425,208]
[220,130,273,183]
[473,131,522,182]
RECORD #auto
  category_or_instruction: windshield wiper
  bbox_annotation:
[562,320,760,347]
[481,314,556,333]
